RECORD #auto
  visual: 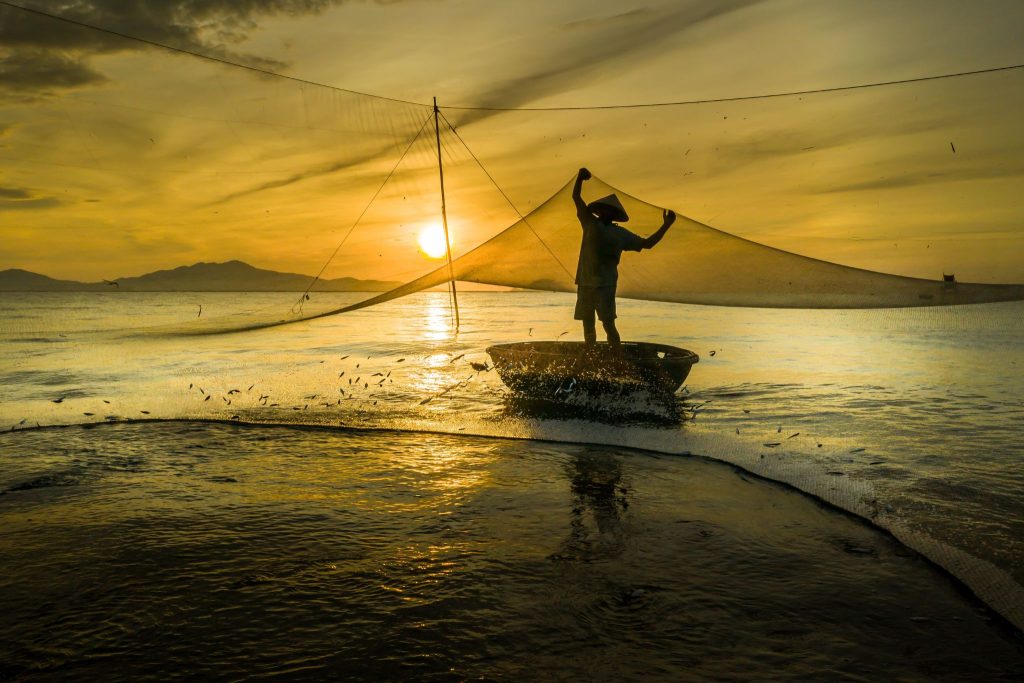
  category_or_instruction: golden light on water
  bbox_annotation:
[418,223,450,259]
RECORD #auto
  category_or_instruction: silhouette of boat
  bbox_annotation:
[486,341,698,397]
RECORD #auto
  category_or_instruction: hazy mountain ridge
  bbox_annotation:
[0,261,400,292]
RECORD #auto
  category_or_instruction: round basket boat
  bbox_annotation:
[486,341,699,397]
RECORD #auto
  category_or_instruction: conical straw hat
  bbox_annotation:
[587,193,629,222]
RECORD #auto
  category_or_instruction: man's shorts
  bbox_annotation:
[574,285,616,322]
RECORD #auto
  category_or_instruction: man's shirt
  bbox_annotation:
[575,210,645,287]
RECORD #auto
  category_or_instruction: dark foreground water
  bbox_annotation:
[2,421,1022,681]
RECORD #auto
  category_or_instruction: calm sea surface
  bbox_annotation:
[1,292,1023,679]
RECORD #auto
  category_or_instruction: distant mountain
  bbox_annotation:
[0,261,401,292]
[0,269,93,291]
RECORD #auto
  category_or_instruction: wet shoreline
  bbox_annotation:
[2,421,1022,680]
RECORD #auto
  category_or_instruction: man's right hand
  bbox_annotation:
[578,167,591,181]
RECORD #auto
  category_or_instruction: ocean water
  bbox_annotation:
[1,291,1023,678]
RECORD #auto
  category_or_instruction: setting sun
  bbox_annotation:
[418,223,450,259]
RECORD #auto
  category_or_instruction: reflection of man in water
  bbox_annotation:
[553,450,629,562]
[572,167,676,345]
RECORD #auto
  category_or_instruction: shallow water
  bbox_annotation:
[1,422,1022,681]
[1,291,1023,676]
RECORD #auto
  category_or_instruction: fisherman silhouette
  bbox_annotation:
[572,167,675,345]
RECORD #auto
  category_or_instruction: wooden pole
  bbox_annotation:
[433,97,459,331]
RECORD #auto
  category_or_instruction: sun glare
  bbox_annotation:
[418,223,450,259]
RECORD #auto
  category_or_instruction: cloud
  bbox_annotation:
[561,8,652,31]
[0,186,31,199]
[819,164,1024,194]
[451,0,766,124]
[0,184,62,209]
[211,146,395,205]
[705,113,954,172]
[0,50,106,91]
[0,0,354,92]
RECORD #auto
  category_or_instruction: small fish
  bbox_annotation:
[449,354,466,364]
[556,331,569,339]
[247,384,254,391]
[18,418,27,425]
[227,389,240,395]
[777,426,782,433]
[396,358,405,363]
[736,428,740,434]
[763,442,781,447]
[950,142,956,154]
[850,447,866,454]
[709,350,716,357]
[51,397,65,404]
[199,388,205,395]
[340,355,350,360]
[371,372,383,377]
[364,383,368,389]
[140,410,150,415]
[83,412,94,416]
[787,432,800,439]
[743,409,750,414]
[354,377,360,384]
[269,403,279,407]
[231,415,240,420]
[204,395,211,402]
[528,328,533,336]
[419,396,433,405]
[102,400,110,404]
[356,363,360,369]
[197,304,202,318]
[338,372,345,378]
[188,383,193,390]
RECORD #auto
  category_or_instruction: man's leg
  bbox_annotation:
[602,319,620,345]
[582,312,597,344]
[597,286,620,345]
[576,287,598,344]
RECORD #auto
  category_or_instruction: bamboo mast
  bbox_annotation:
[433,97,459,331]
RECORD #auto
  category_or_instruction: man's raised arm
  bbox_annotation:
[573,167,591,219]
[641,210,676,249]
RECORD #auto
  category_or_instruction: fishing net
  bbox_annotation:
[284,174,1024,324]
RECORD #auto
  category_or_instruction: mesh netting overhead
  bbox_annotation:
[150,173,1024,335]
[294,175,1024,320]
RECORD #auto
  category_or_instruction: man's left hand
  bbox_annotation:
[663,209,676,227]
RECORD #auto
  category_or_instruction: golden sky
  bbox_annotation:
[2,0,1024,283]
